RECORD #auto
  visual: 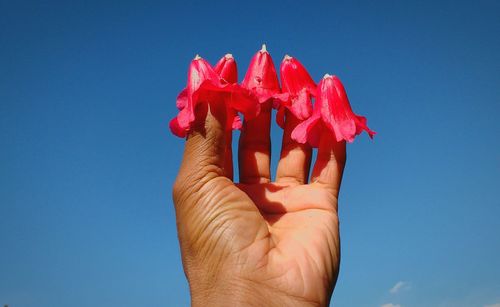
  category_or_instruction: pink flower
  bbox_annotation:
[241,44,288,105]
[213,54,243,130]
[291,74,376,146]
[170,55,259,137]
[276,55,316,128]
[214,53,238,84]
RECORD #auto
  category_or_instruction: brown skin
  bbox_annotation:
[173,100,346,307]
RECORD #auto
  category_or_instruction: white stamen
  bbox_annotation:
[194,54,202,60]
[283,54,293,61]
[224,53,233,59]
[323,74,332,79]
[261,44,268,53]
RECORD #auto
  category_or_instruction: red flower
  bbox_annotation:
[214,53,237,84]
[241,44,288,105]
[292,74,376,146]
[170,55,259,137]
[276,55,316,128]
[213,54,243,130]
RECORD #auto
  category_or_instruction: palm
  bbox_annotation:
[174,106,345,306]
[190,178,340,305]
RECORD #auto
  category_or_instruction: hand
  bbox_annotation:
[173,101,346,307]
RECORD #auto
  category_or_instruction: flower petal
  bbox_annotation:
[289,88,313,120]
[169,116,187,138]
[225,84,261,120]
[291,114,322,147]
[330,75,376,141]
[277,55,316,126]
[174,104,195,132]
[291,74,375,146]
[176,89,188,110]
[280,55,316,96]
[214,54,238,84]
[242,44,281,104]
[214,54,241,130]
[276,106,286,128]
[170,55,259,137]
[214,53,261,127]
[354,115,376,139]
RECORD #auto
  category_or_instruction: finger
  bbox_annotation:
[174,100,228,202]
[310,132,346,195]
[238,103,272,183]
[276,111,312,184]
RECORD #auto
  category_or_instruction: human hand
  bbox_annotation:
[173,100,345,307]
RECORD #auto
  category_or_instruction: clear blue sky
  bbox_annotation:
[1,1,499,306]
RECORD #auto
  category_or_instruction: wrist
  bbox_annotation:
[189,276,323,307]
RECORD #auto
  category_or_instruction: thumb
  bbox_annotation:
[173,100,228,207]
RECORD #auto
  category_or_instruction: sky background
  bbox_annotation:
[1,1,499,306]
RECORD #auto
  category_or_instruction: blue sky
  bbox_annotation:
[1,1,499,306]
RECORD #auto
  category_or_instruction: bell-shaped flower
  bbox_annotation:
[291,74,375,146]
[170,55,259,137]
[213,54,243,130]
[276,55,316,128]
[214,53,238,84]
[241,44,288,106]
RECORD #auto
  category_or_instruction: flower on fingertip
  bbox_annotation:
[214,53,243,130]
[242,44,289,106]
[291,75,375,146]
[276,55,316,128]
[170,55,259,137]
[214,53,238,84]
